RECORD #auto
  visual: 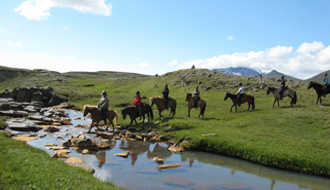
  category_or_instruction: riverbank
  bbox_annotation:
[0,131,120,189]
[2,68,330,178]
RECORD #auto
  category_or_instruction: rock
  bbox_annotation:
[202,133,217,137]
[191,65,195,69]
[44,143,55,146]
[157,164,181,170]
[114,151,130,158]
[12,135,37,142]
[128,127,137,132]
[92,138,111,149]
[205,87,211,91]
[169,145,185,152]
[153,157,165,164]
[136,135,143,141]
[97,132,113,139]
[74,124,89,129]
[52,152,70,158]
[154,121,160,125]
[77,139,98,150]
[0,110,29,118]
[52,122,62,126]
[61,139,71,147]
[0,103,10,110]
[7,119,40,132]
[78,165,95,174]
[43,126,60,133]
[82,149,89,154]
[60,118,72,125]
[54,150,71,154]
[163,176,193,187]
[46,146,66,150]
[65,157,84,164]
[222,182,250,190]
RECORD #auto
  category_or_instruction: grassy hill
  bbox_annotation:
[265,70,302,81]
[1,66,330,177]
[305,70,330,82]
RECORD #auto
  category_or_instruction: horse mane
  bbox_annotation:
[310,81,323,87]
[150,96,162,102]
[268,87,277,91]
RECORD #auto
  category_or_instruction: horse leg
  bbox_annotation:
[87,122,94,133]
[247,102,250,111]
[277,99,280,107]
[230,105,235,113]
[188,109,191,117]
[273,99,276,108]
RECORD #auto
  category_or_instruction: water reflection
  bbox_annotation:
[22,110,330,190]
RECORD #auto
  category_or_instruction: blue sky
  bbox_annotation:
[0,0,329,79]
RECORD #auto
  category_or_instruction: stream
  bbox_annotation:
[17,110,330,190]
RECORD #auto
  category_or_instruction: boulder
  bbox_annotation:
[77,139,98,150]
[97,132,113,139]
[43,126,60,133]
[92,138,111,149]
[169,145,185,152]
[152,157,165,164]
[157,164,181,170]
[65,157,84,164]
[61,139,72,147]
[7,119,40,131]
[114,151,130,158]
[12,135,38,142]
[0,110,29,118]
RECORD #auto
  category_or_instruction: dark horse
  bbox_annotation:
[307,82,330,104]
[267,87,297,107]
[224,92,255,113]
[121,103,153,126]
[185,93,206,118]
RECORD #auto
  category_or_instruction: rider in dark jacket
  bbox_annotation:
[192,86,200,108]
[279,76,286,100]
[162,84,169,110]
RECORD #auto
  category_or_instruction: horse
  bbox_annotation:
[185,93,206,117]
[267,87,297,107]
[121,103,153,126]
[307,82,330,104]
[82,105,118,133]
[224,92,255,113]
[149,96,177,120]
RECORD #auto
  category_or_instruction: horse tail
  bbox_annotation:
[149,106,154,121]
[173,102,176,116]
[113,110,118,127]
[252,96,255,110]
[201,101,206,116]
[293,91,297,104]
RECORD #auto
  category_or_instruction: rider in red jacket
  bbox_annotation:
[133,91,142,120]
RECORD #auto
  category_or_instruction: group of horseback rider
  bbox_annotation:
[97,72,330,121]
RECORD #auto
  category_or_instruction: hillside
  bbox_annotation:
[2,66,330,177]
[265,70,302,81]
[305,70,330,82]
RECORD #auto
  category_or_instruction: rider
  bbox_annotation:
[192,86,200,108]
[162,84,169,110]
[236,83,244,106]
[321,72,329,97]
[279,75,286,100]
[97,90,109,125]
[133,91,142,120]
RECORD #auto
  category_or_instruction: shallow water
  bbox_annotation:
[24,110,330,190]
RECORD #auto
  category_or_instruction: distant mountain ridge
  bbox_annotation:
[212,67,265,77]
[265,70,302,82]
[305,70,330,82]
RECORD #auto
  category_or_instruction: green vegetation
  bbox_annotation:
[1,67,330,177]
[0,132,120,189]
[0,117,7,130]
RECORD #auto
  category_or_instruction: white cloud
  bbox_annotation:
[167,59,178,67]
[0,28,6,32]
[64,26,69,30]
[6,41,23,48]
[138,62,152,68]
[68,55,75,59]
[15,0,112,21]
[176,42,330,79]
[296,41,324,54]
[227,35,235,40]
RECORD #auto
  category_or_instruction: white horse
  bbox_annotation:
[267,87,297,107]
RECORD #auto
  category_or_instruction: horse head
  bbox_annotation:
[185,93,192,101]
[307,82,312,89]
[266,87,271,95]
[149,97,154,107]
[224,92,229,101]
[82,105,89,117]
[121,109,127,120]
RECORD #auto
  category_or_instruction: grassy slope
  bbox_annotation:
[0,132,120,190]
[1,68,330,177]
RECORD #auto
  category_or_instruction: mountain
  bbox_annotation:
[305,70,330,82]
[265,70,302,82]
[212,67,265,76]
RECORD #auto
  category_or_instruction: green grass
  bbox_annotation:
[0,132,120,190]
[2,68,330,177]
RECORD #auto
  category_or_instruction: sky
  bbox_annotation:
[0,0,330,79]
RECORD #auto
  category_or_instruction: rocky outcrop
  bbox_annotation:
[0,86,67,107]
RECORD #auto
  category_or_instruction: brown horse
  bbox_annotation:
[150,97,176,120]
[185,93,206,117]
[224,92,255,113]
[82,105,118,133]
